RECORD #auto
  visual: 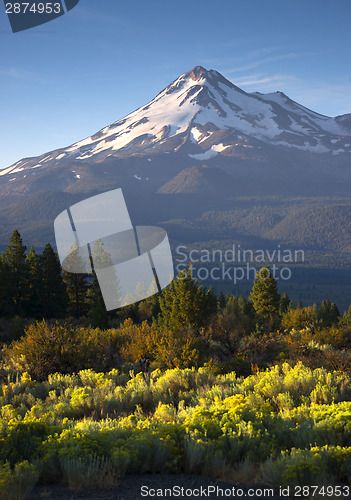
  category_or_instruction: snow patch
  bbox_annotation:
[211,143,230,152]
[40,155,51,163]
[275,141,330,153]
[189,149,218,160]
[0,161,22,176]
[134,174,142,180]
[190,127,203,143]
[10,166,25,174]
[199,132,213,143]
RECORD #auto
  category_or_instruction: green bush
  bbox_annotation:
[0,364,351,487]
[5,321,123,379]
[261,446,351,488]
[0,461,39,500]
[60,454,118,489]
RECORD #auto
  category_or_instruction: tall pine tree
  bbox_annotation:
[40,243,67,318]
[24,246,42,318]
[159,267,217,332]
[3,230,27,316]
[0,253,14,317]
[63,243,89,318]
[249,266,280,318]
[86,239,115,328]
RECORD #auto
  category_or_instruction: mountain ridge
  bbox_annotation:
[1,65,351,187]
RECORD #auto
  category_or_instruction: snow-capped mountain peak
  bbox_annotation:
[1,66,351,181]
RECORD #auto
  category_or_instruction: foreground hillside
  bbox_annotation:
[1,233,351,498]
[0,364,351,499]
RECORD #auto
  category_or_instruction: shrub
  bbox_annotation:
[5,321,123,379]
[60,454,118,489]
[260,446,351,488]
[282,307,319,331]
[0,461,39,500]
[183,435,208,473]
[119,319,207,369]
[1,363,351,488]
[0,422,53,466]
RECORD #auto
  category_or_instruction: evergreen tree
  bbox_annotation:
[226,294,239,315]
[320,298,331,314]
[3,229,27,315]
[138,293,161,322]
[24,246,42,318]
[62,243,89,318]
[217,291,226,310]
[237,293,254,317]
[249,266,280,318]
[320,299,340,326]
[86,239,113,326]
[319,299,330,325]
[41,243,67,318]
[86,276,109,328]
[216,292,255,348]
[342,305,351,327]
[279,292,290,315]
[312,303,319,319]
[238,293,246,313]
[330,302,340,323]
[0,254,14,317]
[159,267,217,332]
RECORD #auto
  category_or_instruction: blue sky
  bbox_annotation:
[1,0,350,169]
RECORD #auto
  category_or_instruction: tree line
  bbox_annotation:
[0,229,106,324]
[0,229,347,335]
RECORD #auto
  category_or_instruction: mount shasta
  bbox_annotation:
[1,65,351,196]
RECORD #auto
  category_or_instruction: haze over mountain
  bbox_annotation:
[1,66,351,308]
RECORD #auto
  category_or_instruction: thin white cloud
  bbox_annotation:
[224,53,301,73]
[292,84,351,116]
[223,67,351,116]
[0,66,52,84]
[234,73,299,87]
[246,47,283,58]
